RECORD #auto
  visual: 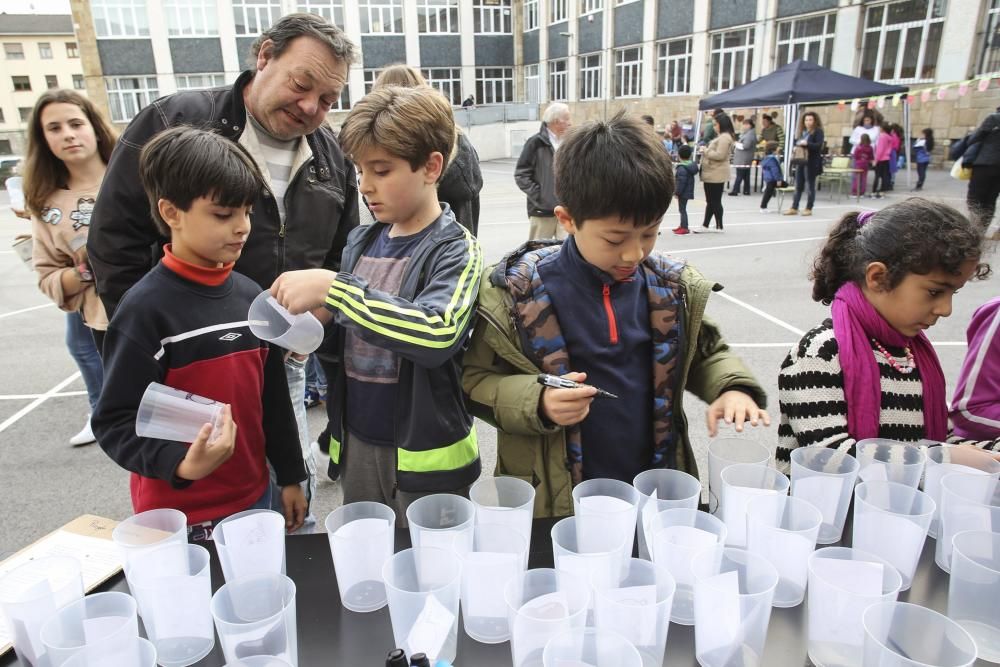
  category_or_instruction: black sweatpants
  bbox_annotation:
[702,182,724,229]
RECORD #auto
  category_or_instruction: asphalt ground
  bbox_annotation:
[1,161,995,558]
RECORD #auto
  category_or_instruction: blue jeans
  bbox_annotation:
[792,165,817,210]
[305,354,327,394]
[677,197,690,229]
[269,356,317,533]
[66,312,103,411]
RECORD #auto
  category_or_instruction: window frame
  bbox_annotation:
[474,0,512,34]
[12,76,31,92]
[708,25,755,93]
[475,66,513,104]
[104,75,160,123]
[524,63,540,103]
[524,0,539,31]
[359,0,405,35]
[656,36,692,95]
[296,0,345,27]
[418,0,459,34]
[4,43,25,60]
[38,42,53,59]
[19,107,32,123]
[45,75,58,89]
[164,0,220,37]
[66,42,79,58]
[91,0,150,38]
[859,0,946,84]
[550,0,568,24]
[363,68,383,95]
[579,51,603,100]
[548,58,568,101]
[174,73,227,90]
[614,46,643,98]
[775,12,836,69]
[977,0,1000,75]
[73,74,86,90]
[422,67,463,104]
[580,0,603,15]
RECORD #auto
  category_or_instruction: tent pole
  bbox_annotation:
[904,99,912,189]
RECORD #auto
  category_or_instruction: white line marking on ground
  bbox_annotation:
[0,390,88,400]
[0,303,55,319]
[673,236,827,254]
[714,291,807,337]
[0,372,81,434]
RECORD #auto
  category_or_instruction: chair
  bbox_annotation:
[817,156,851,202]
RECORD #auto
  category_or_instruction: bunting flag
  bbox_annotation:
[958,83,969,96]
[907,94,915,104]
[937,85,950,100]
[921,90,931,102]
[876,96,886,108]
[837,100,846,110]
[980,77,992,92]
[851,99,860,111]
[891,93,902,107]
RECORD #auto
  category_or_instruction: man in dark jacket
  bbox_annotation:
[964,108,1000,229]
[515,102,571,240]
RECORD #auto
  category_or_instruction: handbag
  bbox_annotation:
[950,156,973,181]
[791,145,808,166]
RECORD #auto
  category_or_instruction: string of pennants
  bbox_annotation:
[831,73,999,112]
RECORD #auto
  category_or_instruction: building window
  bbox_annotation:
[524,0,538,30]
[45,75,58,89]
[474,0,512,33]
[4,43,25,60]
[476,67,513,103]
[860,0,946,83]
[175,73,226,89]
[709,26,754,92]
[978,0,1000,75]
[331,87,350,111]
[548,58,568,101]
[363,69,383,94]
[550,0,568,23]
[422,67,462,104]
[360,0,404,34]
[297,0,344,27]
[19,107,32,122]
[105,76,159,123]
[73,74,85,90]
[657,37,692,94]
[579,52,602,100]
[525,63,540,103]
[776,13,835,68]
[581,0,602,14]
[12,76,31,92]
[66,42,79,58]
[614,46,642,97]
[418,0,459,33]
[38,42,53,59]
[91,0,149,37]
[164,0,219,36]
[232,0,281,35]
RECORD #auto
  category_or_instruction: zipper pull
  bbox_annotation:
[278,222,286,238]
[392,480,398,499]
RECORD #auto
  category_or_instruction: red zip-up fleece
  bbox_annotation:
[92,246,305,524]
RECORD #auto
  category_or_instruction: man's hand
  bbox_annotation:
[280,484,307,532]
[540,372,596,427]
[706,390,771,437]
[270,269,337,315]
[175,404,237,480]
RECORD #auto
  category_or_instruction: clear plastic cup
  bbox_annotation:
[551,515,628,597]
[213,509,286,583]
[469,476,535,554]
[111,508,187,585]
[852,481,935,591]
[649,508,727,625]
[504,568,590,667]
[210,573,297,665]
[542,627,643,667]
[382,547,462,664]
[632,468,701,559]
[862,601,978,666]
[127,544,213,666]
[692,545,779,667]
[59,637,156,667]
[948,530,1000,662]
[923,446,1000,539]
[459,524,528,644]
[224,658,294,667]
[6,176,25,210]
[745,494,822,607]
[707,438,771,514]
[593,558,675,667]
[135,383,224,443]
[0,556,84,665]
[406,493,475,556]
[324,502,395,612]
[807,547,902,667]
[39,592,139,666]
[790,446,860,544]
[248,290,324,355]
[936,473,1000,573]
[720,463,789,548]
[856,439,926,488]
[573,478,641,559]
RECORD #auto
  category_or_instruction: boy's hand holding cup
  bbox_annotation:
[176,404,237,481]
[270,269,338,315]
[540,372,596,426]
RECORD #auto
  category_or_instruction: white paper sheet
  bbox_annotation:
[724,487,780,547]
[653,526,719,586]
[145,575,212,642]
[577,496,634,554]
[597,584,659,646]
[557,553,617,592]
[334,517,390,540]
[512,592,572,667]
[463,551,520,618]
[640,490,659,557]
[405,594,456,660]
[218,513,284,580]
[793,476,844,527]
[695,570,741,656]
[853,512,926,582]
[858,464,888,483]
[807,559,884,646]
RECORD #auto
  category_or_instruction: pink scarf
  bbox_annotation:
[831,282,948,441]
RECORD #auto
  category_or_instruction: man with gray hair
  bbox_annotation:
[88,13,361,533]
[515,102,571,239]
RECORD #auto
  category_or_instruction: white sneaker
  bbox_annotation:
[310,440,330,479]
[69,415,96,446]
[760,208,768,214]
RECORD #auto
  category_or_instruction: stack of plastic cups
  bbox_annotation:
[542,627,642,667]
[324,502,395,612]
[0,556,84,665]
[806,547,902,667]
[856,439,927,487]
[213,509,287,582]
[745,494,822,607]
[948,530,1000,662]
[923,446,1000,539]
[720,464,789,548]
[504,568,590,667]
[111,508,187,589]
[593,557,675,667]
[469,476,535,562]
[936,473,1000,572]
[551,515,628,602]
[790,446,860,544]
[128,543,214,666]
[572,478,640,560]
[691,545,778,667]
[862,601,978,666]
[632,468,701,560]
[852,481,935,591]
[39,592,139,666]
[707,438,771,515]
[210,573,297,665]
[382,547,462,664]
[459,524,528,644]
[649,508,727,625]
[224,659,294,667]
[59,637,157,667]
[406,494,475,556]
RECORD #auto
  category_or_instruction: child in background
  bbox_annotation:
[913,128,934,191]
[852,133,874,197]
[949,296,1000,452]
[777,199,994,472]
[673,144,698,235]
[758,142,783,213]
[872,123,893,198]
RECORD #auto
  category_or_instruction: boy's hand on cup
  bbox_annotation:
[706,390,771,437]
[280,484,307,532]
[270,268,337,315]
[176,404,237,481]
[949,443,1000,464]
[540,372,596,426]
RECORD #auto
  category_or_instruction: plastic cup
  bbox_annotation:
[790,446,860,544]
[248,290,324,355]
[593,558,675,667]
[504,568,590,667]
[649,508,727,625]
[0,556,84,665]
[745,494,822,607]
[210,573,297,665]
[135,382,224,443]
[707,438,771,514]
[923,446,1000,539]
[111,508,187,585]
[459,524,528,644]
[948,530,1000,662]
[862,601,978,666]
[6,176,24,210]
[382,547,462,664]
[406,493,475,556]
[214,509,286,583]
[856,439,926,488]
[469,476,535,554]
[720,463,789,548]
[127,544,213,666]
[936,473,1000,573]
[224,659,294,667]
[632,468,701,560]
[692,545,779,667]
[807,547,903,667]
[551,515,628,598]
[59,637,156,667]
[542,627,643,667]
[39,592,139,666]
[573,478,640,559]
[324,502,395,612]
[852,481,935,591]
